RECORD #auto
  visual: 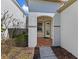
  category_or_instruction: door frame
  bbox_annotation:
[37,16,54,46]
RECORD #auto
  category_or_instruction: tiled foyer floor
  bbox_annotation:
[37,37,52,47]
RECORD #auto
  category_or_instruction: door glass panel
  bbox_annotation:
[45,21,51,38]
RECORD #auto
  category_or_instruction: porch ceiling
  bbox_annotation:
[29,0,63,13]
[29,0,76,13]
[11,0,76,14]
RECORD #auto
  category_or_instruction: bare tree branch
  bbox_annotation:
[1,10,8,22]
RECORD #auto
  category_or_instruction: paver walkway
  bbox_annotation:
[40,47,58,59]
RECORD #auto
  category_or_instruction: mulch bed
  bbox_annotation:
[2,47,34,59]
[51,46,77,59]
[33,47,40,59]
[1,39,34,59]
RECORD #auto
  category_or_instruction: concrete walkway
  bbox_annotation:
[40,47,58,59]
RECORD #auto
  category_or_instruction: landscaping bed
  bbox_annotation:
[1,39,34,59]
[2,47,34,59]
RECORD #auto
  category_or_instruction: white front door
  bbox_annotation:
[44,21,51,37]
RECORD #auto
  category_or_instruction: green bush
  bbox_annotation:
[14,33,28,47]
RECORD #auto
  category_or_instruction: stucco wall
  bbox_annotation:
[1,0,27,39]
[52,13,61,46]
[28,12,55,47]
[28,13,37,47]
[60,1,78,57]
[1,0,26,28]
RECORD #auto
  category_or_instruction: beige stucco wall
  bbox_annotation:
[28,12,55,47]
[61,1,78,57]
[1,0,26,28]
[52,13,61,46]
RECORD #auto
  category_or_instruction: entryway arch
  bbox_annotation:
[37,15,54,47]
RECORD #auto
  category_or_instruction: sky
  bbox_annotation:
[16,0,29,16]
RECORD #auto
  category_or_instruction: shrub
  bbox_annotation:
[14,33,28,47]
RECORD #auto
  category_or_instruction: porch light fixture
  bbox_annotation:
[16,0,29,16]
